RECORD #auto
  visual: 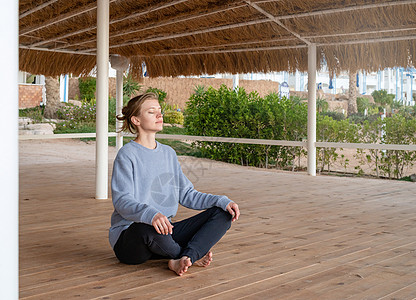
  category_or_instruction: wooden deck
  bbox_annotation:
[19,140,416,299]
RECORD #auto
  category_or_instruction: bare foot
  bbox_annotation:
[193,251,213,267]
[168,256,192,276]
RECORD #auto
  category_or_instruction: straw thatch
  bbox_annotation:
[19,0,416,77]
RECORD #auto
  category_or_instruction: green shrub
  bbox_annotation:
[123,74,141,98]
[316,97,329,113]
[19,106,44,123]
[316,115,358,173]
[163,110,184,125]
[320,111,346,121]
[56,102,96,129]
[380,115,416,179]
[371,89,394,107]
[356,97,370,114]
[348,113,381,124]
[78,77,96,102]
[108,97,117,126]
[185,85,307,169]
[146,87,167,102]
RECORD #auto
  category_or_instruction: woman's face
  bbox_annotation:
[132,98,163,133]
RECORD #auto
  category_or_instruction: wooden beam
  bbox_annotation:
[276,0,416,21]
[19,0,59,19]
[142,34,416,57]
[21,0,190,45]
[110,18,270,50]
[246,0,310,45]
[19,0,117,36]
[19,45,96,55]
[22,0,416,52]
[46,3,247,50]
[304,27,416,40]
[21,32,416,57]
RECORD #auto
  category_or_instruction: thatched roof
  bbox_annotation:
[19,0,416,78]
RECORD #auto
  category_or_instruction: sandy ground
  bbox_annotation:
[19,139,416,179]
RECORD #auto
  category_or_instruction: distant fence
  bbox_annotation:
[18,133,416,151]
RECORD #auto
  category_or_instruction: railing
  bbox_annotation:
[18,132,416,151]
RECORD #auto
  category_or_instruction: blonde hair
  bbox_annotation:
[116,92,159,134]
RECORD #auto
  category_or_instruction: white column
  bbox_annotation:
[387,69,392,94]
[116,70,123,151]
[59,74,69,103]
[381,70,385,90]
[295,71,301,91]
[307,44,317,176]
[232,74,239,91]
[407,74,412,105]
[0,1,18,298]
[96,0,109,200]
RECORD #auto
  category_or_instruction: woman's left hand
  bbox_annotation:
[226,202,240,222]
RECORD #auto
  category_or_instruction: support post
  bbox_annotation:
[0,1,18,298]
[232,74,239,91]
[96,0,109,199]
[307,43,317,176]
[116,70,123,151]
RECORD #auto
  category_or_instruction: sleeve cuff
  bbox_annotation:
[218,196,233,211]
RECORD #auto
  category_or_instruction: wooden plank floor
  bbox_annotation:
[19,140,416,299]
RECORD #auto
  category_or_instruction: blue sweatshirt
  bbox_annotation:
[109,140,232,248]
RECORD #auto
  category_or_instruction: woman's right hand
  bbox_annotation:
[152,213,174,235]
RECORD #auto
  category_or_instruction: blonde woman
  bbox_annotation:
[109,92,240,276]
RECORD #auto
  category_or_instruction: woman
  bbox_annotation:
[110,92,240,276]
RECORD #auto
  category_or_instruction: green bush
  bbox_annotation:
[320,111,346,121]
[185,85,307,169]
[146,87,167,102]
[163,110,184,125]
[354,115,416,179]
[56,102,96,129]
[316,115,358,173]
[123,74,141,98]
[356,97,370,115]
[371,89,394,107]
[78,77,96,102]
[19,106,44,123]
[380,115,416,179]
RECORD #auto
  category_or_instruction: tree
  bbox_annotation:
[371,89,394,107]
[348,71,358,115]
[44,76,61,119]
[316,97,329,113]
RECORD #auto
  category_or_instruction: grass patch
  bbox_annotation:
[55,122,98,134]
[19,107,44,123]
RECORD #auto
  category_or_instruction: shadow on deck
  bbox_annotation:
[19,140,416,299]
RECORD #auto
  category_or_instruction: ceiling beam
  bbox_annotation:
[20,0,117,36]
[321,34,416,47]
[147,34,416,57]
[64,0,416,52]
[304,27,416,40]
[19,0,59,19]
[276,0,416,20]
[30,3,247,48]
[245,0,310,45]
[22,0,416,50]
[109,18,270,50]
[155,37,298,53]
[19,45,96,56]
[20,0,190,41]
[19,33,416,58]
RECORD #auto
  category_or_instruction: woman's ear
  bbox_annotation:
[131,115,140,126]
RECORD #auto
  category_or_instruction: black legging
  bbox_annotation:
[113,207,232,264]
